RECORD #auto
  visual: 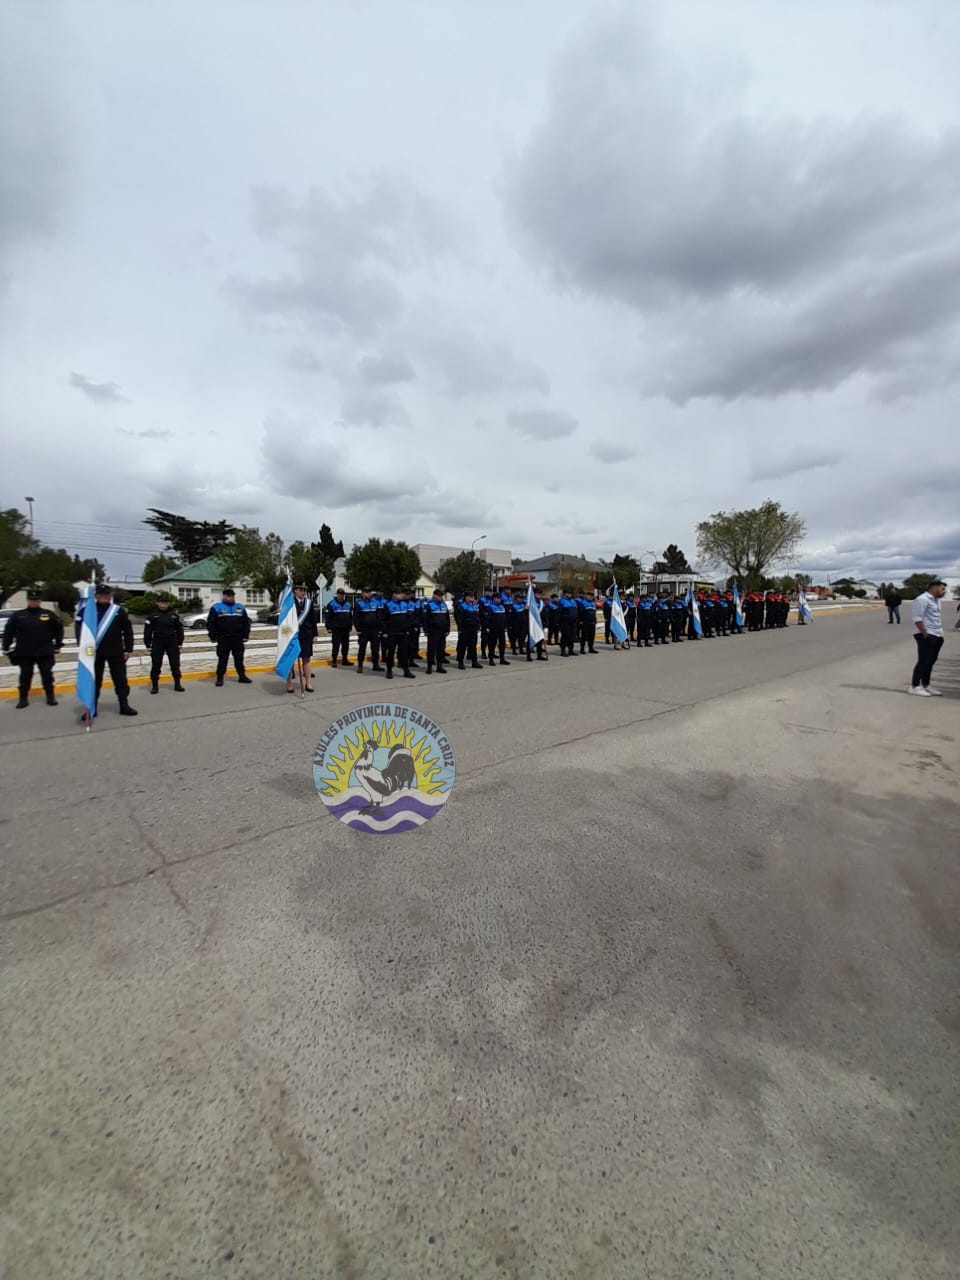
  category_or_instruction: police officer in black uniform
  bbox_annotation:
[423,587,451,674]
[324,588,354,667]
[3,587,64,708]
[207,587,252,685]
[144,592,185,693]
[353,587,382,673]
[80,583,138,715]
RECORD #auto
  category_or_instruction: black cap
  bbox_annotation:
[155,591,170,603]
[929,578,947,587]
[222,587,235,596]
[26,585,42,599]
[433,587,443,596]
[95,582,112,594]
[294,581,308,589]
[362,586,373,592]
[336,588,346,595]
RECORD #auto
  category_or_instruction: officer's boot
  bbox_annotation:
[16,694,29,709]
[150,680,159,694]
[45,685,58,705]
[119,698,138,716]
[174,679,185,691]
[403,664,416,679]
[458,658,465,670]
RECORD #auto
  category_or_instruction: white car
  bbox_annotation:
[183,610,209,631]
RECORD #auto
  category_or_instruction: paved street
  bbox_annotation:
[1,612,957,1279]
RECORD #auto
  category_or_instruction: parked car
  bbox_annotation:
[183,611,209,631]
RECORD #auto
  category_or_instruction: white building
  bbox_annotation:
[413,543,512,579]
[150,557,269,609]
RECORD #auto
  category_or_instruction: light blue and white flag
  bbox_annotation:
[527,580,544,649]
[686,584,703,637]
[274,576,301,679]
[733,584,744,629]
[75,574,100,719]
[610,582,628,643]
[798,587,813,623]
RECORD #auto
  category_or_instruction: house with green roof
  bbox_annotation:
[150,557,271,611]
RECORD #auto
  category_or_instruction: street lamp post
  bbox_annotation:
[25,497,35,538]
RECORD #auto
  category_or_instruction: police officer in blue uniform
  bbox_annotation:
[578,591,599,653]
[670,594,687,643]
[382,588,415,679]
[324,587,354,666]
[353,587,382,673]
[487,591,509,665]
[637,593,653,647]
[544,593,560,645]
[479,587,495,660]
[557,587,579,655]
[454,590,483,669]
[424,587,450,674]
[207,587,252,685]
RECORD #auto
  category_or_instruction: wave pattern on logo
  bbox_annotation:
[323,787,447,833]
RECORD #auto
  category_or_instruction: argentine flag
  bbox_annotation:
[686,584,703,637]
[610,582,628,643]
[733,584,744,629]
[274,577,301,679]
[798,587,813,623]
[76,583,99,718]
[527,581,544,649]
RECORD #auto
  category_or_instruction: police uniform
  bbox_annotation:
[290,584,319,690]
[79,585,138,714]
[207,589,252,684]
[353,589,382,672]
[382,590,414,679]
[324,589,354,666]
[637,594,653,646]
[479,588,495,659]
[545,594,560,645]
[453,593,483,668]
[487,592,509,665]
[557,588,579,655]
[144,593,185,692]
[625,595,637,643]
[671,595,687,643]
[579,593,599,653]
[423,589,451,673]
[3,589,64,707]
[510,591,528,657]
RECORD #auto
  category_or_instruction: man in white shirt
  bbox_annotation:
[909,578,947,696]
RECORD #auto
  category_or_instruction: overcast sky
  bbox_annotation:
[2,0,959,583]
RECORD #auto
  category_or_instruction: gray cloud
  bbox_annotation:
[508,11,960,401]
[340,385,410,429]
[749,446,845,483]
[357,352,416,385]
[287,346,324,373]
[69,371,128,404]
[426,333,550,397]
[590,440,636,464]
[507,407,578,440]
[116,427,174,440]
[228,175,459,336]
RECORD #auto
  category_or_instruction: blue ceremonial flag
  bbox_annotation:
[798,587,813,623]
[274,576,301,678]
[75,576,98,718]
[733,584,744,628]
[610,582,628,642]
[527,581,544,648]
[686,584,703,637]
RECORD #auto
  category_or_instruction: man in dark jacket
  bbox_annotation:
[144,593,185,693]
[77,584,137,715]
[324,588,354,667]
[207,588,252,685]
[884,588,903,624]
[3,587,64,708]
[423,587,451,674]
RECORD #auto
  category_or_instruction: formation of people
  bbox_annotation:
[2,581,799,716]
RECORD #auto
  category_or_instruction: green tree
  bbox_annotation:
[143,552,180,583]
[344,538,422,594]
[436,550,489,597]
[219,527,287,604]
[901,572,937,600]
[595,553,640,593]
[696,500,806,590]
[0,508,38,604]
[143,509,237,564]
[661,544,693,574]
[557,562,595,594]
[287,539,334,590]
[317,522,344,561]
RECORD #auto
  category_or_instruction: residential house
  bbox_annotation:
[150,557,270,610]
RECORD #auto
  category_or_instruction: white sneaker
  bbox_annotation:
[926,686,943,696]
[909,686,932,696]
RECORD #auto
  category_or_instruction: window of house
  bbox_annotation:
[246,589,265,605]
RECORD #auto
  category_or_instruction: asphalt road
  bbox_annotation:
[1,611,957,1279]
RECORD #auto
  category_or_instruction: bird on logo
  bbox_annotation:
[354,737,417,814]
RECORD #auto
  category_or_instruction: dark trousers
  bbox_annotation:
[95,653,129,704]
[639,616,652,646]
[384,634,410,673]
[911,634,944,688]
[579,621,597,652]
[887,606,901,624]
[331,629,351,663]
[457,630,479,665]
[16,655,56,698]
[216,637,245,679]
[150,641,181,683]
[559,619,577,655]
[488,622,507,662]
[357,630,380,667]
[546,616,559,644]
[426,631,447,668]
